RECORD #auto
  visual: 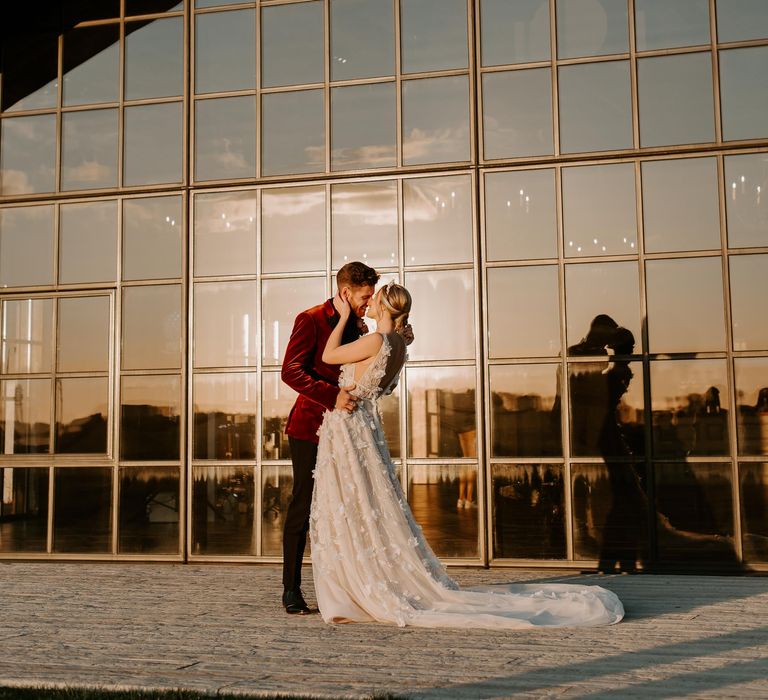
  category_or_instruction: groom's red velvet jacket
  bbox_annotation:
[282,299,361,443]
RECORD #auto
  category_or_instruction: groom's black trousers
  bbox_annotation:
[282,436,318,591]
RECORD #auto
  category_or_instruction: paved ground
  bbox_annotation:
[1,563,767,699]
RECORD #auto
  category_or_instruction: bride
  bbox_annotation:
[310,281,624,629]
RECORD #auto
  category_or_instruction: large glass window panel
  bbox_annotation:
[651,359,729,457]
[562,163,637,258]
[492,463,566,559]
[0,468,49,553]
[262,372,296,460]
[1,298,53,374]
[558,61,632,153]
[57,296,110,373]
[480,0,550,66]
[193,374,257,460]
[122,285,182,370]
[62,25,119,106]
[53,467,112,553]
[734,358,768,456]
[124,102,183,186]
[405,270,475,361]
[482,69,553,159]
[195,96,256,181]
[262,187,325,274]
[261,464,292,556]
[0,35,58,112]
[720,47,768,142]
[740,462,768,562]
[194,9,256,93]
[556,0,628,59]
[635,0,710,51]
[402,76,470,165]
[655,462,736,562]
[730,254,768,351]
[120,375,181,460]
[61,109,119,191]
[637,53,715,147]
[192,466,255,555]
[125,18,184,100]
[487,266,559,359]
[194,281,258,368]
[380,384,401,460]
[261,1,324,88]
[194,191,257,277]
[716,0,768,42]
[330,0,395,80]
[646,257,726,353]
[331,181,398,270]
[261,90,325,176]
[484,169,557,261]
[331,83,396,171]
[262,277,326,365]
[119,467,180,554]
[403,176,472,266]
[400,0,468,73]
[725,153,768,249]
[0,205,55,288]
[55,377,109,453]
[0,115,56,195]
[123,196,183,281]
[59,201,118,284]
[0,379,51,454]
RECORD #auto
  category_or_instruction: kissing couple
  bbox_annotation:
[280,261,624,629]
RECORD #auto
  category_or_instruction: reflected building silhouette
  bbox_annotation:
[738,387,768,455]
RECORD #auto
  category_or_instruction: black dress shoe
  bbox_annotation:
[282,588,312,615]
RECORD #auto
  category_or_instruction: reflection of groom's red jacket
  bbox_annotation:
[282,299,361,444]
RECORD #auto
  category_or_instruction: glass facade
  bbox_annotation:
[0,0,767,570]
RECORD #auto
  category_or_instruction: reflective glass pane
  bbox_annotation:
[484,169,557,261]
[122,285,182,370]
[0,205,55,288]
[646,257,725,353]
[716,0,768,42]
[194,191,257,277]
[404,175,472,266]
[402,76,470,165]
[195,96,256,181]
[655,462,736,562]
[119,467,180,554]
[61,109,119,191]
[638,53,715,147]
[482,69,553,159]
[405,269,475,361]
[642,158,720,253]
[123,196,183,281]
[556,0,628,59]
[492,463,566,559]
[195,9,256,93]
[124,102,183,185]
[126,1,184,13]
[730,254,768,351]
[480,0,550,66]
[62,25,119,106]
[401,0,468,73]
[0,468,48,553]
[488,265,559,359]
[330,0,395,80]
[261,464,292,556]
[558,60,632,153]
[0,379,51,454]
[1,298,53,374]
[331,83,396,171]
[380,383,401,459]
[735,358,768,456]
[635,0,710,50]
[120,375,181,460]
[53,467,112,553]
[331,181,398,270]
[262,187,325,274]
[193,466,255,555]
[0,35,57,112]
[261,1,323,88]
[407,365,475,458]
[562,163,637,258]
[55,377,109,453]
[408,464,478,558]
[720,47,768,142]
[261,90,325,176]
[725,153,768,249]
[490,363,561,457]
[59,201,118,284]
[740,462,768,562]
[0,115,56,195]
[193,374,257,460]
[57,296,110,373]
[125,18,183,100]
[194,281,258,367]
[651,359,729,457]
[262,373,296,460]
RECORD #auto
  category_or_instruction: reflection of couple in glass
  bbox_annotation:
[279,261,623,628]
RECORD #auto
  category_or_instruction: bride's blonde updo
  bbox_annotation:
[378,282,412,334]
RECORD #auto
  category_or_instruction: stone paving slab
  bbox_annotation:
[1,563,768,699]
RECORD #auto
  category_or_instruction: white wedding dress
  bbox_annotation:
[310,332,624,629]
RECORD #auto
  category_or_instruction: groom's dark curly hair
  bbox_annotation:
[336,261,380,288]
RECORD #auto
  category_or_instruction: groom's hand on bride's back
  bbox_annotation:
[335,385,357,413]
[401,323,415,346]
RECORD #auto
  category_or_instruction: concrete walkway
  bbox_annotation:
[1,563,767,699]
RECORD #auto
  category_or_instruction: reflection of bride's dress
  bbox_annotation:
[310,332,624,629]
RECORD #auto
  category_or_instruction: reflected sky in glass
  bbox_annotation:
[734,357,768,456]
[556,0,628,59]
[1,298,53,374]
[195,96,256,181]
[716,0,768,42]
[262,1,323,88]
[480,0,550,66]
[57,296,110,373]
[123,196,182,281]
[730,254,768,351]
[59,201,118,284]
[725,153,768,248]
[62,25,119,106]
[124,103,183,186]
[122,285,182,369]
[720,47,768,142]
[0,205,55,288]
[194,191,257,277]
[0,115,56,195]
[330,0,394,80]
[125,17,183,100]
[61,109,119,190]
[55,378,109,453]
[635,0,710,50]
[400,0,468,73]
[195,9,255,93]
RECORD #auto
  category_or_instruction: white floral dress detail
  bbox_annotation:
[310,332,624,628]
